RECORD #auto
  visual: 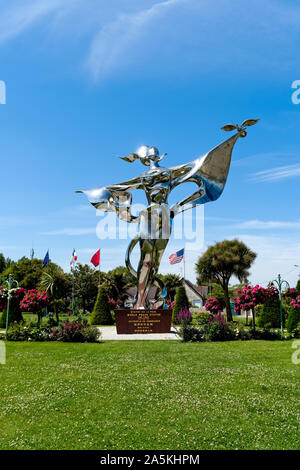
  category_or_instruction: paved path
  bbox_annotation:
[98,326,180,340]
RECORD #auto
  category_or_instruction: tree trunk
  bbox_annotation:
[251,307,256,331]
[54,304,59,324]
[223,283,233,322]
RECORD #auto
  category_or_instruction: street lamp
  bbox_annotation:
[272,274,289,335]
[3,274,19,334]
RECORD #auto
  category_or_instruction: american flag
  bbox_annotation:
[169,248,184,265]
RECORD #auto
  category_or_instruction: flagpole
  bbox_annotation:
[72,262,74,316]
[71,249,75,316]
[98,250,101,287]
[183,251,186,280]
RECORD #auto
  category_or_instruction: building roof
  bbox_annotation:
[184,279,209,299]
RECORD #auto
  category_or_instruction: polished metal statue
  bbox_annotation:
[77,119,258,308]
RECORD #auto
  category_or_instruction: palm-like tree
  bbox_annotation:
[40,264,69,322]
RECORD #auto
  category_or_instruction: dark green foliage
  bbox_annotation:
[0,297,24,328]
[0,310,7,328]
[157,273,182,301]
[296,279,300,292]
[90,287,113,325]
[287,306,300,333]
[250,328,282,340]
[172,286,189,323]
[257,295,282,329]
[179,325,205,342]
[108,266,137,288]
[72,263,99,314]
[2,257,44,289]
[204,322,236,342]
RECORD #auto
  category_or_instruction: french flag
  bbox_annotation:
[70,249,78,265]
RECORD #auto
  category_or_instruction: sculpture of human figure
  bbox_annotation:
[77,119,258,309]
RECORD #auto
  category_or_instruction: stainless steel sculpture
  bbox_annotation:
[77,119,259,309]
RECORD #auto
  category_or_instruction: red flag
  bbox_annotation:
[91,249,100,267]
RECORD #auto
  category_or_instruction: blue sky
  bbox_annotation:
[0,0,299,286]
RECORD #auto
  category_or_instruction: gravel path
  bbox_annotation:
[98,326,180,340]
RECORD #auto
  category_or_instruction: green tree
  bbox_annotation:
[90,286,113,325]
[296,279,300,292]
[172,286,189,323]
[195,239,256,322]
[73,264,99,314]
[2,257,43,289]
[108,266,137,287]
[102,268,133,302]
[40,263,71,322]
[157,274,182,301]
[0,253,6,274]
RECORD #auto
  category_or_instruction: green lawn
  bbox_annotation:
[0,340,299,450]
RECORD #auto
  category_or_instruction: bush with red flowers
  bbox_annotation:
[283,287,299,300]
[20,289,49,323]
[290,295,300,310]
[233,284,279,329]
[50,319,100,342]
[205,296,225,314]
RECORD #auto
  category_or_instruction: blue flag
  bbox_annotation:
[43,250,50,268]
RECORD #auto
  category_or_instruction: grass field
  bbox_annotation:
[0,340,299,450]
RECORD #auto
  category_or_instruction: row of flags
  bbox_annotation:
[42,247,184,269]
[42,248,101,268]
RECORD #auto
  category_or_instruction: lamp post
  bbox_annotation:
[3,274,19,334]
[272,274,289,335]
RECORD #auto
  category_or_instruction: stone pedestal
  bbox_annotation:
[114,309,172,334]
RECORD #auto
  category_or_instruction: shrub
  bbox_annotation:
[178,325,205,342]
[204,321,236,342]
[172,286,189,323]
[90,287,113,325]
[5,323,52,341]
[287,305,300,333]
[250,328,282,340]
[257,295,283,329]
[235,325,252,341]
[81,326,101,343]
[6,323,29,341]
[192,310,211,326]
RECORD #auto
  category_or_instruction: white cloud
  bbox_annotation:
[233,219,300,230]
[250,163,300,182]
[40,227,96,236]
[0,0,66,43]
[86,0,186,80]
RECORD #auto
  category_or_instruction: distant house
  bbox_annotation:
[183,280,208,308]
